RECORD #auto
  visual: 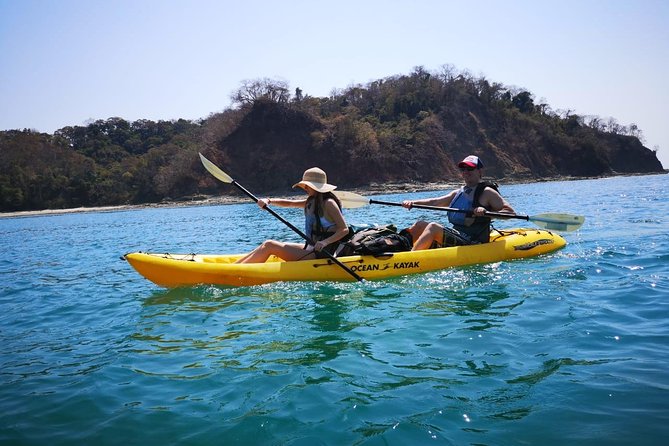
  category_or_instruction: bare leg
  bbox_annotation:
[406,221,444,251]
[234,240,315,264]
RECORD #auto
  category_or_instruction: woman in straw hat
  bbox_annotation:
[235,167,351,263]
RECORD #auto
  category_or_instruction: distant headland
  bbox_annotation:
[1,66,664,214]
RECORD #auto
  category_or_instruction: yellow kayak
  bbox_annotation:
[123,228,566,288]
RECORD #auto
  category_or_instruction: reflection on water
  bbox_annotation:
[416,287,516,331]
[507,357,614,385]
[296,294,354,364]
[131,283,370,376]
[143,286,243,308]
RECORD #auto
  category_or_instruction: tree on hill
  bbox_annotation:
[231,78,291,106]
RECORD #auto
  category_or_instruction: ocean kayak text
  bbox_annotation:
[349,261,420,272]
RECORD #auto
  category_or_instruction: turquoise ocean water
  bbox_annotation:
[1,174,667,445]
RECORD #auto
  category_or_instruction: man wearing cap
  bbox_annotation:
[401,155,515,250]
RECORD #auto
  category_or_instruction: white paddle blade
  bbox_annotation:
[529,213,585,232]
[333,190,370,209]
[199,153,234,183]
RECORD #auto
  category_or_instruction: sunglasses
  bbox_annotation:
[459,166,477,172]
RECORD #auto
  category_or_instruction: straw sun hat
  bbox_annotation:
[292,167,337,193]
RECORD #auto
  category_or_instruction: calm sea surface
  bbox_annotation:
[1,174,667,445]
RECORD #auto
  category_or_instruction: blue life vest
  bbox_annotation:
[447,182,498,243]
[447,186,475,226]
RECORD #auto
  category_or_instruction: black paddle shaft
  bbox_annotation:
[232,180,364,282]
[369,199,529,220]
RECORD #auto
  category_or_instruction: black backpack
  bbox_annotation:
[338,225,412,256]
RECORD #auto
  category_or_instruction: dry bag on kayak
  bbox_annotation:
[337,225,412,256]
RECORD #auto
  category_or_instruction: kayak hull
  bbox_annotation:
[124,228,566,288]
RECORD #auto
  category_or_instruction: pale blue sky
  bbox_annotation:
[1,0,667,167]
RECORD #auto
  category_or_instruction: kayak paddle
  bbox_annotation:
[199,153,364,282]
[334,190,584,232]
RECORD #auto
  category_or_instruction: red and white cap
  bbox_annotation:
[458,155,484,169]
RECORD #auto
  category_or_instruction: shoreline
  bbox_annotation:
[2,172,665,219]
[0,180,460,219]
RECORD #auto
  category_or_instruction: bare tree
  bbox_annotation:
[627,123,644,141]
[230,78,291,105]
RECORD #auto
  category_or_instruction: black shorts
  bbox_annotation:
[431,227,473,248]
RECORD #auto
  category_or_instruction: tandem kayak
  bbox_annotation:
[123,228,566,288]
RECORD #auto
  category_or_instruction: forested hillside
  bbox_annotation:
[1,66,664,212]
